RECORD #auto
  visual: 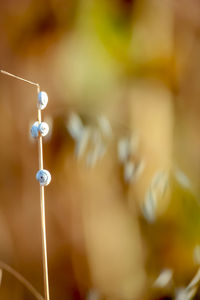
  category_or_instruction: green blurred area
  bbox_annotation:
[1,0,200,299]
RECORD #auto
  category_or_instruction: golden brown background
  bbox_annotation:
[1,0,200,299]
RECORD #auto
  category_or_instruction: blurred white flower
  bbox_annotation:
[117,134,139,164]
[124,161,135,182]
[174,168,191,189]
[153,269,173,288]
[75,127,91,158]
[152,171,169,198]
[133,160,146,182]
[67,113,84,141]
[98,115,112,138]
[118,137,131,163]
[86,151,98,168]
[143,171,169,222]
[143,188,157,223]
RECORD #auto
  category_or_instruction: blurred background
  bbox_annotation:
[1,0,200,299]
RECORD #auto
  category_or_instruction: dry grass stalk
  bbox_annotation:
[0,70,50,300]
[0,260,44,300]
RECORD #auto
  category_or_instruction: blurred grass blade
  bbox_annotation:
[0,261,44,300]
[0,269,2,286]
[187,267,200,290]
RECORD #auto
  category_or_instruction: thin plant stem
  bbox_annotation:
[0,260,44,300]
[0,70,40,91]
[37,96,50,300]
[0,70,50,300]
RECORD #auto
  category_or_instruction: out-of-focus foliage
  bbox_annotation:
[1,0,200,299]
